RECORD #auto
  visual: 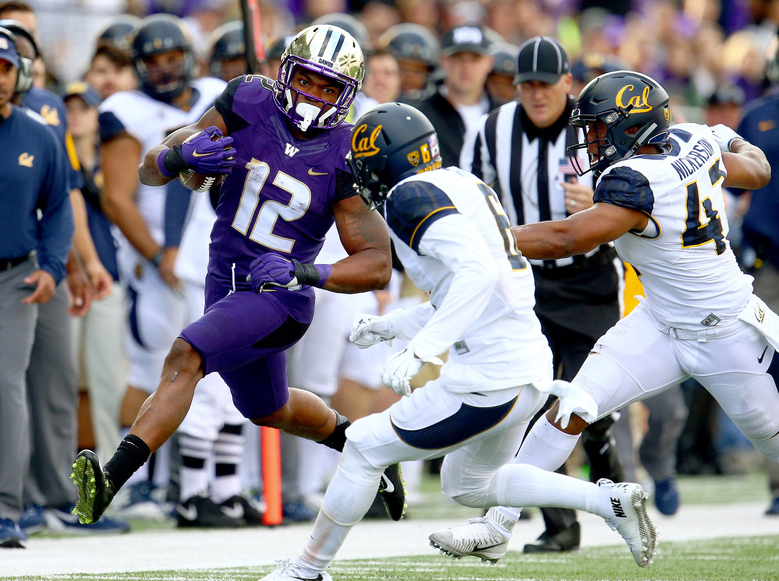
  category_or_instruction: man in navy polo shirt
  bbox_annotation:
[0,27,73,548]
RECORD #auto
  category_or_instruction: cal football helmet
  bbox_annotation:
[97,15,141,52]
[208,21,246,79]
[568,70,670,177]
[274,24,364,131]
[347,102,442,210]
[379,23,440,69]
[131,14,196,103]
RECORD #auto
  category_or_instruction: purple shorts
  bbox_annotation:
[180,276,315,419]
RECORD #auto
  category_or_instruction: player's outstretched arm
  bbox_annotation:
[329,195,392,293]
[721,139,771,190]
[511,203,646,260]
[138,107,231,186]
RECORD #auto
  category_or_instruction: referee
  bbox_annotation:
[460,36,623,554]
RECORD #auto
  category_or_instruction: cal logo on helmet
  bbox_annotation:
[352,124,382,158]
[616,84,652,113]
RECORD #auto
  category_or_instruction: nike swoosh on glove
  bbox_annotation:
[249,253,297,293]
[532,379,598,429]
[709,124,743,153]
[381,348,443,396]
[350,314,396,348]
[165,126,237,175]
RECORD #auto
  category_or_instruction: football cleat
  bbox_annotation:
[259,558,332,581]
[378,463,407,521]
[597,479,658,567]
[70,450,115,525]
[176,494,244,528]
[428,507,514,564]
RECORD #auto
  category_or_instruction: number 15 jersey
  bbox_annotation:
[595,122,753,330]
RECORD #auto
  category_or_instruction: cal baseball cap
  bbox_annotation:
[64,81,102,108]
[0,28,20,69]
[515,36,570,84]
[441,24,492,56]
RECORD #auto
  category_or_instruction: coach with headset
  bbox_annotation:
[460,36,624,554]
[0,26,73,549]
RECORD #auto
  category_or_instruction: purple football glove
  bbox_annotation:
[249,254,297,293]
[159,126,236,177]
[248,253,332,293]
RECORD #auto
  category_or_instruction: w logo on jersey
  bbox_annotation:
[284,143,299,157]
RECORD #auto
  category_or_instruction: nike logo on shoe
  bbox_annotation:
[379,474,394,494]
[473,541,503,551]
[758,346,769,364]
[220,502,244,519]
[610,497,627,518]
[176,504,198,521]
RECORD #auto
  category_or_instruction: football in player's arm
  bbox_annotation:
[138,102,391,295]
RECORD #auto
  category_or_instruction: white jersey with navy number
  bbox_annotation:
[383,167,552,392]
[98,77,226,241]
[596,122,753,330]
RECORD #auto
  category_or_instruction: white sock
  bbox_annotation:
[212,425,244,503]
[297,442,382,573]
[180,466,210,501]
[179,433,212,502]
[498,414,581,521]
[496,463,602,515]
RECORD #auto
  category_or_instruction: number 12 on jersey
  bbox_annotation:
[231,158,311,252]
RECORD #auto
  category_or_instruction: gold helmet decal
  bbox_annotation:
[407,151,420,166]
[663,106,671,124]
[615,84,652,113]
[352,124,382,158]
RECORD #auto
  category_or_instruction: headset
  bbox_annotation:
[0,25,34,94]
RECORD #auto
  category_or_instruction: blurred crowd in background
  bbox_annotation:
[7,0,779,537]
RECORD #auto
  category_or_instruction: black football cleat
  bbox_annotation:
[71,450,115,525]
[378,463,406,521]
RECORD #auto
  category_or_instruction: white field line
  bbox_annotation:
[1,503,778,577]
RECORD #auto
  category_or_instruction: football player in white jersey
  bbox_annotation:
[259,102,659,581]
[430,70,779,563]
[98,14,226,515]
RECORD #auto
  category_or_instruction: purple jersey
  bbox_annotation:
[211,75,356,287]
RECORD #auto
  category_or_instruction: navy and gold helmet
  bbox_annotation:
[131,14,196,103]
[97,15,141,52]
[208,21,246,79]
[379,23,440,69]
[568,70,670,177]
[347,102,442,210]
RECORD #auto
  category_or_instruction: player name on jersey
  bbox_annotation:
[670,137,714,180]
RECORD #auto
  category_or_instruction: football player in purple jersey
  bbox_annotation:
[70,24,407,526]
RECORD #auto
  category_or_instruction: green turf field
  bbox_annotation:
[6,535,779,581]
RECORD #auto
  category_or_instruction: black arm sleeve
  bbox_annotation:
[334,166,358,202]
[215,76,251,134]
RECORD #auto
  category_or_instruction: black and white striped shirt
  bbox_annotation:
[460,97,602,268]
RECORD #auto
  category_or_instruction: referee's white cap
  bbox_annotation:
[514,36,570,85]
